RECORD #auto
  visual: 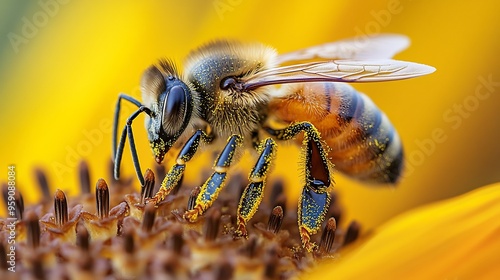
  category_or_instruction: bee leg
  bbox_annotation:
[235,138,277,237]
[113,94,153,186]
[298,182,330,252]
[266,122,333,252]
[148,130,212,205]
[184,135,243,222]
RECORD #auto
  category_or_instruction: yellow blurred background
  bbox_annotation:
[1,0,499,231]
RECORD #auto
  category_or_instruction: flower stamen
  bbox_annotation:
[267,205,284,233]
[187,186,201,211]
[78,161,91,194]
[96,179,109,219]
[34,168,51,199]
[319,217,337,253]
[54,189,68,227]
[141,169,155,204]
[26,211,40,248]
[343,220,360,246]
[204,208,221,242]
[142,203,156,232]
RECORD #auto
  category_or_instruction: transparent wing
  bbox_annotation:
[275,34,410,65]
[242,59,436,91]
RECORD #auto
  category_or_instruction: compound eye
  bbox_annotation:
[162,85,188,135]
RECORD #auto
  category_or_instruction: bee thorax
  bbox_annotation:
[208,97,268,139]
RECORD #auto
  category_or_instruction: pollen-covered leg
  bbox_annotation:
[184,135,243,222]
[266,122,333,252]
[148,130,212,205]
[236,138,277,237]
[299,183,330,252]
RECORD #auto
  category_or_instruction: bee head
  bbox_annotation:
[141,60,194,164]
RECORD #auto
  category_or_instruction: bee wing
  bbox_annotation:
[275,34,410,65]
[243,59,435,91]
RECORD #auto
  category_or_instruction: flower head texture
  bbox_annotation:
[308,183,500,279]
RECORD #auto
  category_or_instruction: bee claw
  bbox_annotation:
[183,207,201,222]
[235,216,249,238]
[144,197,158,206]
[299,225,318,252]
[305,242,318,253]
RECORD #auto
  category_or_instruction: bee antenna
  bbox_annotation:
[112,94,154,186]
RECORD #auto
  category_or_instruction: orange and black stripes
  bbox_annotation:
[270,82,403,184]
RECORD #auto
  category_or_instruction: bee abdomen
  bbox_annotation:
[270,83,403,184]
[325,85,403,184]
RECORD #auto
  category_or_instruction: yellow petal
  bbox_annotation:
[307,183,500,280]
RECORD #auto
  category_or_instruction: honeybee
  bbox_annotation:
[113,34,434,251]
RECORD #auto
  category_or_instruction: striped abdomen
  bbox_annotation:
[268,82,403,184]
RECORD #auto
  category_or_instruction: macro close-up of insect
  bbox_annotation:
[112,34,435,251]
[4,1,500,277]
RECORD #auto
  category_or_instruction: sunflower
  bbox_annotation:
[2,164,499,278]
[1,0,500,279]
[307,183,500,279]
[1,162,362,278]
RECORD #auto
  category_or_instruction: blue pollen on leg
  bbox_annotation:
[161,164,185,192]
[300,186,329,231]
[239,181,265,219]
[200,172,227,203]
